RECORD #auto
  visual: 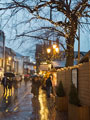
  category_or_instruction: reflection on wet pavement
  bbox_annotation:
[0,80,33,120]
[0,80,67,120]
[38,88,67,120]
[39,88,49,120]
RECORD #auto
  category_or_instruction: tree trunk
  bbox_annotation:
[66,38,74,67]
[65,15,77,67]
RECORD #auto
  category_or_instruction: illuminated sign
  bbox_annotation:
[40,64,51,71]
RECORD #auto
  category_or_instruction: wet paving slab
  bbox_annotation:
[0,80,68,120]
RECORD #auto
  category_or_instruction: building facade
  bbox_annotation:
[0,30,5,80]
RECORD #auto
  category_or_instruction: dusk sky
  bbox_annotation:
[4,25,90,61]
[1,22,90,62]
[4,19,90,61]
[0,0,90,61]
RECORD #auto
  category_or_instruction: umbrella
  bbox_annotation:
[4,72,15,77]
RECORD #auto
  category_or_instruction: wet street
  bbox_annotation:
[0,80,67,120]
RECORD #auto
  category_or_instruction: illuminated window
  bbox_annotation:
[0,59,3,67]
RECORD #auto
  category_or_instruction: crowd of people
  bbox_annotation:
[1,73,56,98]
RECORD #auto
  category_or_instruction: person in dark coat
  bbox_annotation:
[46,76,52,97]
[2,76,8,94]
[2,76,7,86]
[31,77,41,97]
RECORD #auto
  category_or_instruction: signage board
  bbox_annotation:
[40,64,51,71]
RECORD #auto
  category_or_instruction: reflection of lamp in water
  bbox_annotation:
[38,88,49,120]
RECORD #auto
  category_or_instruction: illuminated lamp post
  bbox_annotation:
[53,44,57,49]
[46,44,59,83]
[8,56,12,61]
[52,44,59,54]
[47,48,51,54]
[55,47,59,53]
[47,44,59,60]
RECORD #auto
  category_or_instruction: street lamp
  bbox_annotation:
[47,44,59,58]
[55,47,59,53]
[53,44,59,53]
[47,48,51,54]
[53,44,57,49]
[47,44,59,54]
[8,56,12,61]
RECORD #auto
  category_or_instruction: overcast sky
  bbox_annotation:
[4,23,90,61]
[74,25,90,52]
[1,17,90,61]
[0,0,90,61]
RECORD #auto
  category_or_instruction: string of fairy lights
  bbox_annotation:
[0,0,90,62]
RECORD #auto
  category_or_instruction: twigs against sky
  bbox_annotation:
[0,0,90,66]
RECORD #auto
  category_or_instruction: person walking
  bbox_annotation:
[2,76,8,94]
[46,76,52,98]
[31,77,41,97]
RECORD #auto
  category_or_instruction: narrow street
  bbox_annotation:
[0,80,67,120]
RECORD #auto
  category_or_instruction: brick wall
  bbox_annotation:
[57,62,90,106]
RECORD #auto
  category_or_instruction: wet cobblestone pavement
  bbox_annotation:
[0,80,68,120]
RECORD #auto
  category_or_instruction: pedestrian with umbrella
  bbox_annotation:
[46,76,52,98]
[1,75,8,94]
